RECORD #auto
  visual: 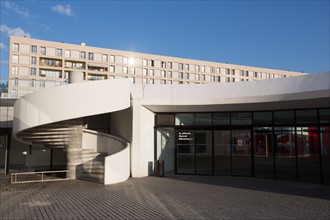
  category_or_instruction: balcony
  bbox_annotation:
[40,58,62,68]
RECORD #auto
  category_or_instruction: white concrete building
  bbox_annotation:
[9,72,330,185]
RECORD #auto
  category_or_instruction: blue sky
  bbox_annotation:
[1,0,329,81]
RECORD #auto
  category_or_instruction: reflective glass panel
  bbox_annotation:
[274,111,294,124]
[274,127,296,181]
[195,113,212,125]
[296,110,318,124]
[320,109,330,124]
[175,114,194,126]
[176,131,195,174]
[321,126,330,185]
[296,127,320,183]
[254,127,274,178]
[231,130,251,176]
[213,113,230,125]
[195,130,213,174]
[214,130,231,175]
[156,128,175,174]
[231,112,252,125]
[253,112,273,125]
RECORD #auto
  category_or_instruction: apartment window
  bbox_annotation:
[129,57,135,65]
[185,64,189,71]
[123,57,128,64]
[178,63,183,70]
[201,66,205,72]
[131,67,135,74]
[80,51,86,59]
[143,59,148,66]
[246,71,249,77]
[11,89,17,97]
[254,72,258,78]
[196,74,200,80]
[110,55,115,63]
[149,78,154,84]
[40,47,46,55]
[226,77,230,82]
[30,68,37,76]
[150,60,154,67]
[40,80,45,88]
[56,48,62,57]
[168,71,172,78]
[123,66,128,74]
[143,68,148,76]
[185,73,189,79]
[29,79,36,87]
[102,54,108,62]
[12,78,18,86]
[240,70,244,76]
[161,70,166,78]
[130,77,135,84]
[31,45,37,54]
[232,77,235,82]
[241,78,244,82]
[109,75,115,79]
[65,50,71,58]
[211,76,215,82]
[109,65,115,73]
[217,76,221,82]
[168,80,172,84]
[195,65,200,72]
[88,52,94,60]
[149,69,154,76]
[266,73,270,79]
[142,78,148,84]
[161,61,166,68]
[272,74,275,78]
[216,68,220,74]
[12,66,19,75]
[161,80,166,84]
[12,55,19,64]
[201,74,205,81]
[178,72,183,79]
[179,81,183,84]
[211,67,215,74]
[168,62,172,69]
[231,69,235,75]
[226,68,230,75]
[31,56,37,65]
[13,43,19,52]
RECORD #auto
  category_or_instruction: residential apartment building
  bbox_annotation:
[8,36,304,97]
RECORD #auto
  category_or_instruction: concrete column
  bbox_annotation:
[66,121,83,179]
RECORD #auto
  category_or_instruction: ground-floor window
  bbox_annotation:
[155,108,330,185]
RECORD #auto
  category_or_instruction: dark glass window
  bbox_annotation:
[274,127,296,181]
[231,112,252,125]
[213,113,230,125]
[195,113,212,125]
[296,126,321,184]
[274,111,294,124]
[175,114,194,126]
[296,109,318,124]
[320,109,330,124]
[155,114,174,126]
[253,111,273,125]
[254,127,274,179]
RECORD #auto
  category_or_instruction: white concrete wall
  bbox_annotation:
[130,99,155,177]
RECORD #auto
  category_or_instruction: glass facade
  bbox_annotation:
[155,108,330,185]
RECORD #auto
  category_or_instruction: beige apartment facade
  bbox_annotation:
[7,36,304,97]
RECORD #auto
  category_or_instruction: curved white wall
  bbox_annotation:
[13,79,131,136]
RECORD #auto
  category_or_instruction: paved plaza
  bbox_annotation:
[1,174,330,219]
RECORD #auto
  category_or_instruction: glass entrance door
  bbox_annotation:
[214,130,231,175]
[231,130,252,176]
[176,130,212,174]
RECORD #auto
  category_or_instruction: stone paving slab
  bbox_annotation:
[1,174,330,219]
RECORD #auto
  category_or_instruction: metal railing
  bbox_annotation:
[11,170,69,184]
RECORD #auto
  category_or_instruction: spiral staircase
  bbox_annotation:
[13,79,131,184]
